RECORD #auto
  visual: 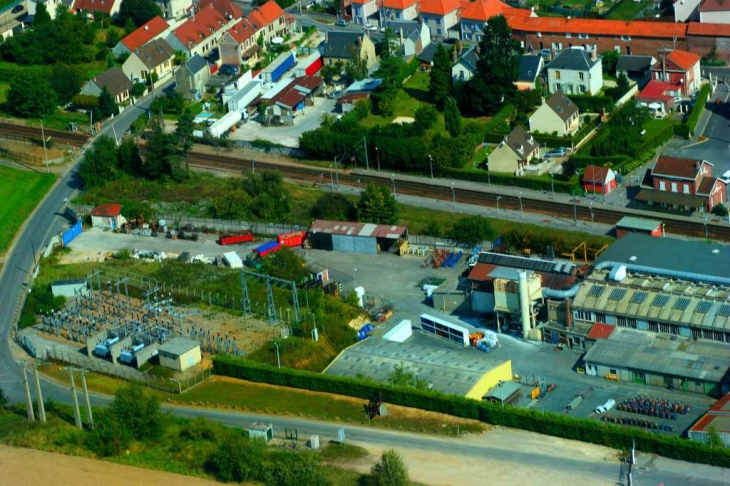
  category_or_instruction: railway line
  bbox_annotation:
[187,147,730,241]
[0,121,90,148]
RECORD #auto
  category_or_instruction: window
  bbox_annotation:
[555,83,561,92]
[614,45,621,52]
[574,310,592,321]
[617,316,637,329]
[609,368,617,375]
[579,85,586,93]
[648,321,659,332]
[578,33,589,39]
[621,35,631,41]
[555,70,561,80]
[594,313,606,323]
[659,180,666,191]
[566,33,572,38]
[671,182,678,193]
[579,72,584,81]
[683,183,690,194]
[437,28,441,35]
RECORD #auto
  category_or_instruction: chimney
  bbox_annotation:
[591,49,597,61]
[144,25,149,31]
[457,41,462,55]
[475,44,480,55]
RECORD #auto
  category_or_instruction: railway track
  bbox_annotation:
[184,147,730,241]
[0,121,90,148]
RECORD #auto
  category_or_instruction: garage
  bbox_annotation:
[308,219,408,255]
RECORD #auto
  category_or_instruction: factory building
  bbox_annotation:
[307,219,408,255]
[689,394,730,447]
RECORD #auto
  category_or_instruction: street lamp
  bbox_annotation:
[572,189,578,225]
[274,342,281,369]
[40,120,50,174]
[704,218,708,240]
[251,159,255,173]
[145,54,155,96]
[329,165,334,190]
[391,174,396,197]
[451,182,456,208]
[428,155,434,179]
[550,173,555,198]
[590,202,594,225]
[353,268,357,288]
[519,191,523,212]
[333,156,340,189]
[376,146,381,172]
[496,196,501,212]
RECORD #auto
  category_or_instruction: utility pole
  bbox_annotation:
[363,137,369,170]
[33,365,46,423]
[69,372,82,429]
[573,190,578,225]
[550,173,555,198]
[451,183,456,208]
[428,155,434,179]
[391,174,396,197]
[80,370,93,429]
[274,342,281,369]
[40,120,49,174]
[22,367,35,421]
[376,146,381,171]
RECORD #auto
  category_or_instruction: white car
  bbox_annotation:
[364,23,377,32]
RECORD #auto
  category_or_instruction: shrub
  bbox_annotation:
[483,105,517,134]
[567,94,614,113]
[686,84,711,135]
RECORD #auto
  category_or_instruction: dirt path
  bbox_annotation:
[0,445,219,486]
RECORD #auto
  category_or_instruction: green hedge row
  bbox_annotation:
[686,84,711,136]
[567,94,615,113]
[569,154,630,170]
[440,167,577,194]
[212,356,730,468]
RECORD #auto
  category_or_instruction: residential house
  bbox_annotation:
[615,55,656,87]
[452,45,478,82]
[80,67,133,105]
[528,90,579,137]
[416,41,441,67]
[72,0,122,17]
[387,20,430,57]
[154,0,192,20]
[198,0,243,19]
[175,54,211,100]
[419,0,461,39]
[547,48,602,95]
[687,22,730,60]
[636,80,678,113]
[459,0,531,42]
[651,49,701,96]
[219,19,259,67]
[351,0,378,26]
[322,31,377,70]
[699,0,730,23]
[582,165,617,195]
[28,0,63,20]
[674,0,701,22]
[122,38,175,86]
[338,92,371,113]
[380,0,419,23]
[247,0,291,46]
[487,126,540,175]
[635,155,726,212]
[166,4,234,58]
[113,16,170,58]
[515,54,544,91]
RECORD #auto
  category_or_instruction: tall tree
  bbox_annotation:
[311,192,356,221]
[370,449,409,486]
[602,50,619,76]
[443,96,462,137]
[449,215,496,245]
[50,64,83,106]
[461,15,521,116]
[110,383,163,440]
[5,76,57,118]
[174,109,195,171]
[98,87,118,118]
[78,136,120,188]
[117,0,162,28]
[357,183,398,224]
[117,137,143,175]
[429,43,452,106]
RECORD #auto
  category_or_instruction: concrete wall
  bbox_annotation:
[465,360,513,400]
[51,282,87,298]
[134,342,159,368]
[109,336,134,365]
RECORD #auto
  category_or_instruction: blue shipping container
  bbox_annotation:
[254,240,280,253]
[270,53,295,82]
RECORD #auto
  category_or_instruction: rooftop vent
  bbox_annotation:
[629,256,637,262]
[712,249,720,254]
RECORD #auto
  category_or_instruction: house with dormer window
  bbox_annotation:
[635,155,726,213]
[529,90,579,136]
[166,4,235,58]
[219,18,260,67]
[487,126,540,175]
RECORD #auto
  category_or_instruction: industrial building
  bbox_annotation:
[689,393,730,447]
[583,328,730,397]
[51,279,87,298]
[158,337,202,371]
[307,219,408,255]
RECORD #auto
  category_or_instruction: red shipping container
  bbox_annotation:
[305,56,323,76]
[219,233,255,246]
[277,231,306,247]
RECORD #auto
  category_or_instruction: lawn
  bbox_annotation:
[0,165,56,255]
[605,0,648,20]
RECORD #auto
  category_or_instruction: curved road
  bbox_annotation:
[0,89,727,486]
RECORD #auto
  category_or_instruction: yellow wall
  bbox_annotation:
[465,360,513,400]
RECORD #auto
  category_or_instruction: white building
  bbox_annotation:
[547,48,603,95]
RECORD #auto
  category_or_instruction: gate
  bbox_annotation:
[62,220,83,247]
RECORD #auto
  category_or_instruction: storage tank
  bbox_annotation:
[518,270,530,340]
[208,110,242,138]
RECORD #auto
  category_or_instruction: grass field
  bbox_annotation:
[0,166,56,255]
[605,0,648,19]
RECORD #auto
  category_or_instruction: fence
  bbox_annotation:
[0,145,43,165]
[158,215,305,236]
[233,140,306,158]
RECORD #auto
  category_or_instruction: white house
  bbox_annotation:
[547,48,602,95]
[387,20,430,57]
[154,0,193,20]
[529,90,580,136]
[28,0,63,20]
[381,0,419,23]
[452,45,478,82]
[419,0,461,39]
[487,126,540,175]
[675,0,701,21]
[351,0,378,26]
[700,0,730,22]
[122,38,176,85]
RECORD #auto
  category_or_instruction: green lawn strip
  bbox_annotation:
[0,166,56,255]
[605,0,647,19]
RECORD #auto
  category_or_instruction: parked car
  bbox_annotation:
[539,48,552,58]
[335,19,348,27]
[364,23,377,32]
[544,148,568,158]
[220,64,239,76]
[11,4,23,12]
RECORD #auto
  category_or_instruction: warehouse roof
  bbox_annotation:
[472,252,576,290]
[584,330,730,383]
[158,337,200,356]
[594,233,730,281]
[586,323,615,340]
[309,219,407,239]
[615,216,662,232]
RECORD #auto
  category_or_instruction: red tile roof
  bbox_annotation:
[74,0,119,14]
[173,4,228,50]
[91,203,122,217]
[697,177,719,196]
[700,0,730,12]
[587,323,616,340]
[459,0,512,21]
[248,0,285,29]
[636,80,674,101]
[507,15,688,39]
[120,16,169,51]
[273,76,325,108]
[383,0,419,8]
[583,165,613,184]
[688,22,730,36]
[419,0,461,15]
[198,0,243,19]
[665,50,700,71]
[652,155,705,180]
[226,19,256,44]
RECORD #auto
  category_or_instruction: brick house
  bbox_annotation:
[582,165,617,195]
[218,19,259,67]
[636,80,678,113]
[73,0,122,17]
[247,0,291,46]
[651,50,701,97]
[635,156,726,212]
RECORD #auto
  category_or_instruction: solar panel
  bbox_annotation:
[718,304,730,317]
[609,288,627,301]
[630,291,648,304]
[695,301,713,314]
[652,294,669,307]
[588,286,605,298]
[674,298,691,311]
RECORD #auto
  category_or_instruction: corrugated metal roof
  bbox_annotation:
[309,219,407,239]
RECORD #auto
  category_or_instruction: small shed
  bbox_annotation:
[91,203,126,229]
[51,278,87,298]
[308,219,408,255]
[223,251,243,269]
[615,216,663,239]
[482,380,523,405]
[247,422,273,442]
[582,166,616,195]
[157,337,202,371]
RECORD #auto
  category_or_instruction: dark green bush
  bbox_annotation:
[686,84,711,136]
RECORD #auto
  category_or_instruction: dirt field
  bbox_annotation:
[0,445,219,486]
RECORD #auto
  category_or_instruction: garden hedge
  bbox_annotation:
[213,356,730,467]
[567,94,615,114]
[686,84,711,136]
[440,167,577,194]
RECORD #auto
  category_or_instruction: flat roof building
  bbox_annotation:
[308,219,408,255]
[158,337,202,372]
